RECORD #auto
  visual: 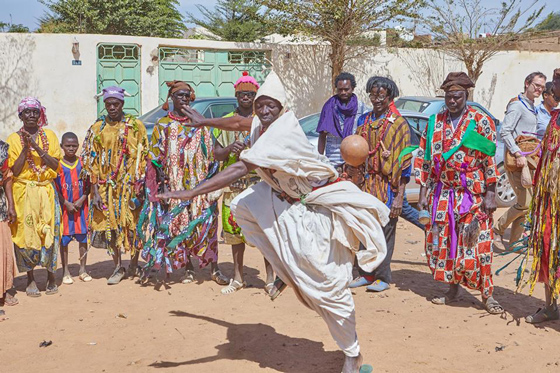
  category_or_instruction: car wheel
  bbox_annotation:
[495,163,516,208]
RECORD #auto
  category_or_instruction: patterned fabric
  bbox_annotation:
[356,112,412,207]
[81,115,148,255]
[213,111,259,245]
[138,116,219,272]
[55,158,89,236]
[414,106,498,297]
[0,141,9,222]
[17,97,48,127]
[521,109,560,299]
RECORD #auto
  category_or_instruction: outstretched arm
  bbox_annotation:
[183,107,252,132]
[158,160,257,201]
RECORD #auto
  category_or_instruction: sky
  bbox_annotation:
[0,0,556,32]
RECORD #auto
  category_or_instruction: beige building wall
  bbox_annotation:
[1,32,559,142]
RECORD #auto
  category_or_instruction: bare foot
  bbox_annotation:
[342,353,363,373]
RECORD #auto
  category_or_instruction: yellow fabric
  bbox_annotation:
[7,129,61,248]
[81,117,148,253]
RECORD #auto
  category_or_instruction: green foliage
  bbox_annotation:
[186,0,272,42]
[536,12,560,31]
[38,0,185,37]
[425,0,545,83]
[262,0,424,82]
[0,21,30,33]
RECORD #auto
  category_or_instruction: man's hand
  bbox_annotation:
[64,200,77,214]
[91,189,104,211]
[515,155,527,168]
[157,190,193,201]
[482,190,497,215]
[390,197,403,218]
[228,141,246,156]
[7,205,16,224]
[417,187,428,212]
[182,106,205,127]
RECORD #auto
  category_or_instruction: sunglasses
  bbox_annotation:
[236,91,256,98]
[173,91,191,99]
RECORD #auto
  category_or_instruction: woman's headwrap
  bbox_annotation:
[162,80,195,111]
[254,71,287,113]
[18,97,48,127]
[235,71,260,92]
[440,72,475,92]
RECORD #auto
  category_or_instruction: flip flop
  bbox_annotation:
[3,294,18,306]
[26,286,41,298]
[366,280,390,292]
[211,269,229,286]
[431,295,458,305]
[221,279,246,295]
[360,364,374,373]
[62,275,74,285]
[349,276,374,289]
[79,272,93,282]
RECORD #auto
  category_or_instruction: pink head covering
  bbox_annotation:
[234,71,260,92]
[18,97,48,127]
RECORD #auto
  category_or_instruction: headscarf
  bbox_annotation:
[234,71,260,92]
[162,80,195,111]
[440,72,475,92]
[18,97,48,127]
[316,94,359,139]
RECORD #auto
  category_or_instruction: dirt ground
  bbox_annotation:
[1,207,559,373]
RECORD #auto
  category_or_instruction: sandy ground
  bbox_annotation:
[1,207,559,373]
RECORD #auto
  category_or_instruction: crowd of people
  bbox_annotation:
[1,66,560,372]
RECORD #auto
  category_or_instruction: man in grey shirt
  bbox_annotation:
[494,72,546,250]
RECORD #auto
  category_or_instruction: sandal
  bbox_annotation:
[26,284,41,298]
[221,279,246,295]
[3,293,18,306]
[79,272,93,282]
[45,284,59,295]
[181,270,195,284]
[62,275,74,285]
[431,295,458,305]
[211,269,229,286]
[525,307,560,324]
[270,277,287,301]
[107,267,126,285]
[483,296,504,315]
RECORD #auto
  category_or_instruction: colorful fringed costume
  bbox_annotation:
[414,106,498,297]
[521,109,560,300]
[81,115,148,255]
[137,116,220,272]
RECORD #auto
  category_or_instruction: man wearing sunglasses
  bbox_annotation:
[495,72,547,250]
[213,72,275,295]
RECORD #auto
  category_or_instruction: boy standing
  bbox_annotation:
[55,132,91,284]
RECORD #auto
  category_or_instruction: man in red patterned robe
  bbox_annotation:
[415,72,504,314]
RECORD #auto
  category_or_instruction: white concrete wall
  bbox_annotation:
[1,32,559,143]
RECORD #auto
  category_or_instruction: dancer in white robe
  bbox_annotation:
[159,71,389,373]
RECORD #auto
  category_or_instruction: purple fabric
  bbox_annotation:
[458,163,473,215]
[316,94,359,138]
[431,157,458,259]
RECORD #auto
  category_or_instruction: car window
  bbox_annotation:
[396,99,423,112]
[210,104,236,118]
[202,107,213,118]
[299,114,320,137]
[408,124,421,146]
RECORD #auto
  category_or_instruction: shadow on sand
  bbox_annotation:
[149,311,342,372]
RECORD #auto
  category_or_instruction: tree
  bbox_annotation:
[262,0,423,84]
[425,0,544,85]
[536,11,560,31]
[38,0,185,38]
[186,0,272,42]
[0,21,30,33]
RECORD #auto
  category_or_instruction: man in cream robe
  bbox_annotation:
[162,71,389,372]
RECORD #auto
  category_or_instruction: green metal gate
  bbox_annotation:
[158,47,270,103]
[96,43,141,116]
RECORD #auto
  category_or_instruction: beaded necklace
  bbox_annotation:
[168,111,191,123]
[18,127,49,175]
[362,109,392,157]
[96,115,131,188]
